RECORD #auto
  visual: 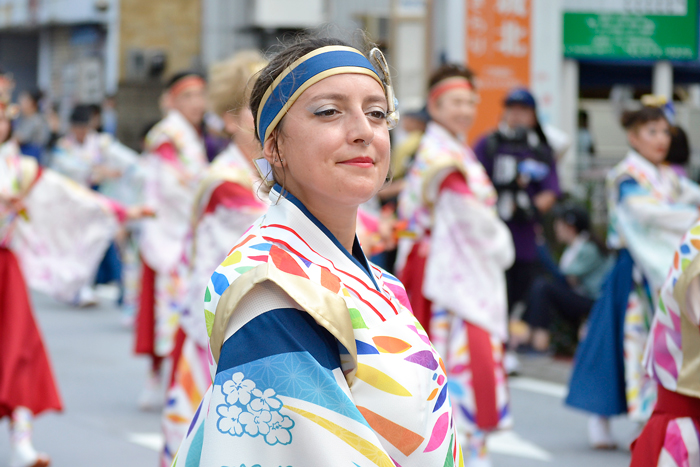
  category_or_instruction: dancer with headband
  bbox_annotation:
[398,64,514,466]
[135,71,209,410]
[160,51,270,466]
[566,104,700,449]
[171,37,463,466]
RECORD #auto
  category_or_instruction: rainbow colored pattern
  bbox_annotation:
[646,221,700,398]
[172,188,463,466]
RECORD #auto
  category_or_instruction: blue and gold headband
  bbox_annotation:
[256,45,399,143]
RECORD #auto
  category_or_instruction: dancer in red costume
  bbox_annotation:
[160,51,268,466]
[135,71,209,410]
[1,89,151,466]
[397,65,514,467]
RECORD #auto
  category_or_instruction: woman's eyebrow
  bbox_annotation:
[307,93,348,103]
[364,94,388,105]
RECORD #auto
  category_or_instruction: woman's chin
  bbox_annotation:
[337,179,384,206]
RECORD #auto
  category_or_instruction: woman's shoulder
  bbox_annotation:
[607,157,647,198]
[417,123,464,163]
[205,224,357,363]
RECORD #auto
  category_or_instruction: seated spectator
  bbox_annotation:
[523,203,612,352]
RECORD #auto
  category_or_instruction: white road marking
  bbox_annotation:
[509,376,568,399]
[127,432,164,452]
[488,430,553,462]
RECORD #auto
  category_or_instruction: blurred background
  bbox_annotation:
[0,0,697,222]
[0,1,698,466]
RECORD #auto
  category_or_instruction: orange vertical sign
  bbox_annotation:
[466,0,531,143]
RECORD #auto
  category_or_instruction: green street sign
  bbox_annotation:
[563,1,698,60]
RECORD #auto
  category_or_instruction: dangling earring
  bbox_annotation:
[253,158,276,187]
[369,48,400,130]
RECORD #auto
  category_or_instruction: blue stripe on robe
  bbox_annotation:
[217,307,340,374]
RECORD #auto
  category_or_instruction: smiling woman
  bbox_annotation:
[260,71,390,242]
[171,37,464,467]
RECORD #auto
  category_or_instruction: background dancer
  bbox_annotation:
[398,64,514,467]
[135,71,209,410]
[161,50,269,466]
[566,104,700,449]
[0,95,150,467]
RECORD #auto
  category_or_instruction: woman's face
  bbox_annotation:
[223,107,259,160]
[18,93,36,115]
[172,85,207,128]
[265,73,390,210]
[428,87,478,136]
[554,219,577,245]
[628,118,671,165]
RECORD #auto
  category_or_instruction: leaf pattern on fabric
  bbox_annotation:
[355,363,412,397]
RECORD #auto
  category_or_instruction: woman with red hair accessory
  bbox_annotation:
[397,64,514,466]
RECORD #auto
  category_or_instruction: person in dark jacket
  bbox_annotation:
[473,88,561,317]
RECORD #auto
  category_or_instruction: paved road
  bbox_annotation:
[1,289,637,467]
[491,377,636,466]
[0,290,160,467]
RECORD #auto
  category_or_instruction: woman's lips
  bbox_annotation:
[339,156,374,168]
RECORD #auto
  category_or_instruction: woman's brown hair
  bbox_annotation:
[209,50,267,117]
[620,106,668,131]
[428,63,476,90]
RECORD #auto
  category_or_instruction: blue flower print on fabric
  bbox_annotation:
[239,409,272,436]
[223,372,255,405]
[217,404,244,436]
[216,371,295,445]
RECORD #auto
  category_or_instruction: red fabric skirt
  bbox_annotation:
[167,327,187,388]
[630,386,700,467]
[400,241,433,338]
[466,322,501,430]
[135,261,157,357]
[0,247,62,418]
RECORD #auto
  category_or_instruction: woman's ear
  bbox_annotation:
[262,136,277,165]
[426,98,439,122]
[263,131,285,167]
[627,128,640,151]
[221,111,238,137]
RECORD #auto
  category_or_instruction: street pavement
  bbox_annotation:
[1,289,637,467]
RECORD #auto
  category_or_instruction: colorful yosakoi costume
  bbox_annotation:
[1,139,123,426]
[630,219,700,466]
[52,130,143,293]
[172,44,462,466]
[161,143,268,465]
[136,109,208,363]
[52,131,140,191]
[0,142,62,426]
[172,185,462,466]
[567,150,700,422]
[397,121,514,455]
